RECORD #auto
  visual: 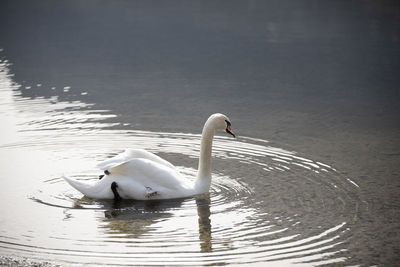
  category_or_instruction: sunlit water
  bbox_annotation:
[0,60,364,266]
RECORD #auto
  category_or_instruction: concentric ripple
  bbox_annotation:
[0,59,362,266]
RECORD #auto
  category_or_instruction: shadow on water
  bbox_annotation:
[101,198,185,238]
[94,195,213,253]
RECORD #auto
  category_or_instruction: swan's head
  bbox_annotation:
[207,113,235,137]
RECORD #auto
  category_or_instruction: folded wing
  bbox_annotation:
[108,158,193,199]
[96,149,175,171]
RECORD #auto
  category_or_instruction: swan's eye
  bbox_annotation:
[225,120,231,127]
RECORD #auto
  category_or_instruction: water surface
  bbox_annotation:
[0,61,363,265]
[0,1,399,266]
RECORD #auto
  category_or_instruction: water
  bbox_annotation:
[0,61,361,265]
[0,1,399,266]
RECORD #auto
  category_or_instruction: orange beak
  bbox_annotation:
[226,125,236,137]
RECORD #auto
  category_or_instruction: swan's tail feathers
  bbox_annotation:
[63,175,113,199]
[63,175,92,196]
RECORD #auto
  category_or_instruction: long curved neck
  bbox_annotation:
[196,121,215,192]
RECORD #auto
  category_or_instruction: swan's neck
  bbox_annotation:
[195,122,215,193]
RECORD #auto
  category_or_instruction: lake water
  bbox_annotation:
[0,1,399,266]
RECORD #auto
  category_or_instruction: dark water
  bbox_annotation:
[0,0,399,266]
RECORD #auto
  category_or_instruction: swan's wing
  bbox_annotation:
[64,158,193,200]
[97,149,175,171]
[109,158,192,192]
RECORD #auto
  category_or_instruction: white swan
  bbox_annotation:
[63,113,235,200]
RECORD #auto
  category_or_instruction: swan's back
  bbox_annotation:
[97,149,175,171]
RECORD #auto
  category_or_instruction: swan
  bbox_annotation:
[63,113,235,200]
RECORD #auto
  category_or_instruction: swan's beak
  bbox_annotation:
[226,125,236,137]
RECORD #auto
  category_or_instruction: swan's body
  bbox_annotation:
[64,113,235,200]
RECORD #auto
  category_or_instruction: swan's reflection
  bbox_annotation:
[98,195,213,252]
[99,199,182,239]
[196,194,212,252]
